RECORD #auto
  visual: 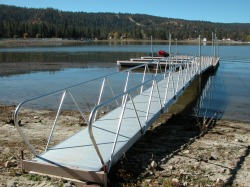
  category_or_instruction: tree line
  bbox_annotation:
[0,5,250,41]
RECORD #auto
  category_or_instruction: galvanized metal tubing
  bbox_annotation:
[13,55,218,171]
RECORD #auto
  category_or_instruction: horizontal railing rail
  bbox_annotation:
[13,56,180,155]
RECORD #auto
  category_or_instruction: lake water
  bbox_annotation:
[0,42,250,122]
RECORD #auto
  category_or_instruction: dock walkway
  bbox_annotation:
[14,55,219,186]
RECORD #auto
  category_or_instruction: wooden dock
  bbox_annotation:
[14,55,219,186]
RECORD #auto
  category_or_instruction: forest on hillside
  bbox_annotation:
[0,5,250,41]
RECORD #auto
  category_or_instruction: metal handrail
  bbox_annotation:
[13,57,171,155]
[13,55,214,170]
[87,57,198,169]
[45,90,67,151]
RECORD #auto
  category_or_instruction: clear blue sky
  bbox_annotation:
[0,0,249,23]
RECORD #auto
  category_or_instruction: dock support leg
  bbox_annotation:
[102,164,108,187]
[20,150,24,173]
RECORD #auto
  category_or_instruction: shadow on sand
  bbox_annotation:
[108,69,219,186]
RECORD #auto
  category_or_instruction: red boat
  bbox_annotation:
[157,50,169,57]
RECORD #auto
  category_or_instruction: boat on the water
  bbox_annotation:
[157,50,169,57]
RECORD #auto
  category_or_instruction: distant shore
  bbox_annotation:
[0,38,249,47]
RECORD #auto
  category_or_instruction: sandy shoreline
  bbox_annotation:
[110,115,250,187]
[0,102,249,186]
[1,38,247,48]
[0,38,199,47]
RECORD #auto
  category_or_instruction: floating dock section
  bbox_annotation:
[117,55,190,68]
[14,55,219,186]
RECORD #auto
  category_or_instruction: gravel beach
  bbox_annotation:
[0,103,249,186]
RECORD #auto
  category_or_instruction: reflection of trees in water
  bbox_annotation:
[0,52,146,63]
[0,51,146,76]
[0,69,63,77]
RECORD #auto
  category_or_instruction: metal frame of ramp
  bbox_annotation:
[14,55,219,186]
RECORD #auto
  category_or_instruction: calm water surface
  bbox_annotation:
[0,43,250,122]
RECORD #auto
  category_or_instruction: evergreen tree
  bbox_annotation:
[0,5,249,41]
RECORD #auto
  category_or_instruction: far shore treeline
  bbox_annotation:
[0,5,250,41]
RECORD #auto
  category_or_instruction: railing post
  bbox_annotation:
[14,103,37,156]
[154,79,163,110]
[169,57,175,90]
[108,93,128,172]
[175,65,181,96]
[140,65,149,93]
[68,91,88,123]
[151,36,153,60]
[106,79,119,106]
[46,90,67,151]
[128,94,143,134]
[94,78,106,121]
[155,60,160,76]
[163,71,171,104]
[145,79,156,127]
[199,35,201,74]
[130,71,140,94]
[183,60,188,86]
[181,60,185,88]
[187,58,191,82]
[122,71,130,104]
[164,58,168,79]
[169,33,172,57]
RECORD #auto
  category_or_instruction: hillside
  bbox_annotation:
[0,5,250,41]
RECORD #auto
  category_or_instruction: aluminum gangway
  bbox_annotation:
[13,55,219,186]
